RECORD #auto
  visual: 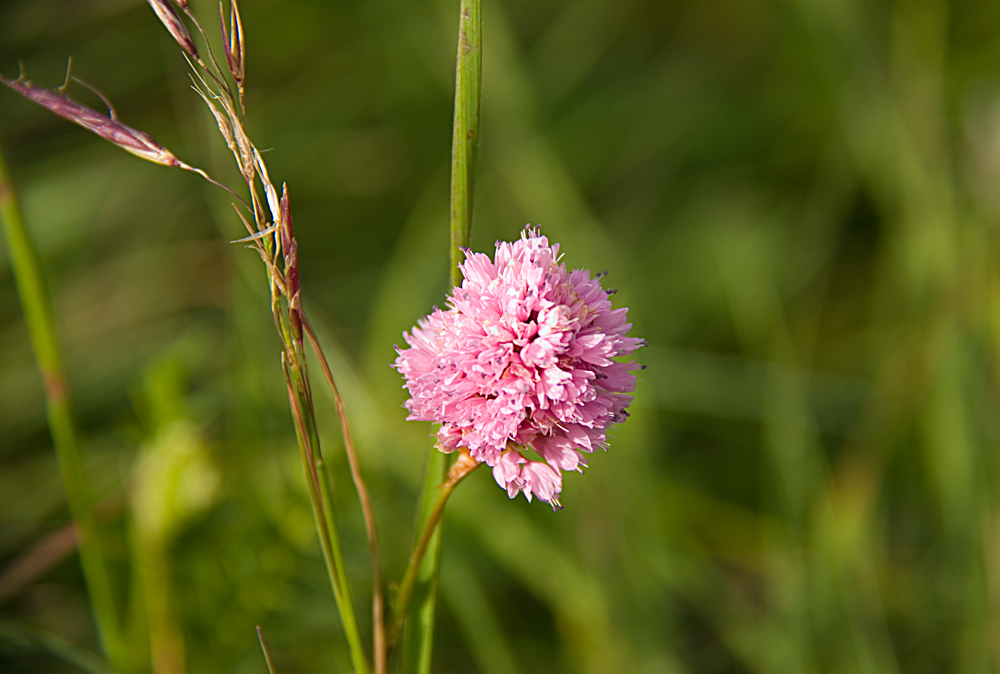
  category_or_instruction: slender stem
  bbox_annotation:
[281,350,371,674]
[400,1,482,672]
[399,449,446,674]
[449,0,483,287]
[302,315,386,674]
[393,453,480,641]
[255,626,279,674]
[130,533,184,674]
[0,144,127,671]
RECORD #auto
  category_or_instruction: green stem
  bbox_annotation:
[394,454,480,643]
[0,144,126,670]
[400,2,482,672]
[317,457,370,674]
[448,0,483,287]
[399,449,447,674]
[255,626,279,674]
[282,346,371,674]
[301,315,385,674]
[131,533,184,674]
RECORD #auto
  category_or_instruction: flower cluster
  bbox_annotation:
[395,228,643,507]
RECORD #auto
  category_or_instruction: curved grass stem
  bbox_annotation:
[0,143,126,671]
[301,315,386,674]
[281,343,371,674]
[392,453,480,644]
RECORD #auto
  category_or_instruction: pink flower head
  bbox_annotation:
[394,227,644,508]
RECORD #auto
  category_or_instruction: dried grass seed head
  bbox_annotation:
[146,0,199,59]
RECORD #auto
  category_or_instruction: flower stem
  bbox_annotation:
[399,449,446,674]
[393,453,480,642]
[400,1,482,671]
[0,144,126,671]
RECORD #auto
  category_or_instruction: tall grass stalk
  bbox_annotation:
[168,4,382,670]
[400,0,482,671]
[0,145,126,671]
[255,627,278,674]
[303,316,385,673]
[2,3,380,671]
[282,345,370,674]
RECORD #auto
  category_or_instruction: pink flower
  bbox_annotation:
[394,227,644,508]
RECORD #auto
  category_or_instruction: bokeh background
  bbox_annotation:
[3,0,1000,672]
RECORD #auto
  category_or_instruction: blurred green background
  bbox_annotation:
[3,0,1000,672]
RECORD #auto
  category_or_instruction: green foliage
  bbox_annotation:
[3,0,1000,672]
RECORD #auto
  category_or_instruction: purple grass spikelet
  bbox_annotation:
[0,73,199,172]
[279,185,302,341]
[146,0,199,60]
[395,227,644,508]
[220,0,246,89]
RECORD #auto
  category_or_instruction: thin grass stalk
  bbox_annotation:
[0,143,126,672]
[401,0,482,671]
[3,4,375,671]
[129,525,184,674]
[282,352,372,674]
[302,316,385,674]
[0,623,116,674]
[255,627,278,674]
[189,3,376,661]
[317,460,361,637]
[188,5,376,666]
